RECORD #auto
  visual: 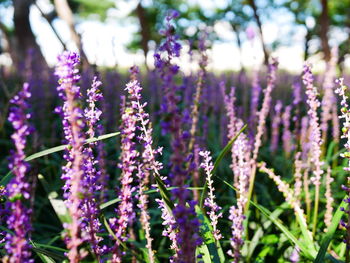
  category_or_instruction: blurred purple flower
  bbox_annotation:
[5,83,33,263]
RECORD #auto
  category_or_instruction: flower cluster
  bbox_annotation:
[282,105,293,155]
[154,10,202,261]
[293,152,303,201]
[248,66,262,142]
[228,126,251,262]
[199,150,222,241]
[252,58,278,161]
[81,76,106,257]
[335,78,350,244]
[55,51,87,262]
[302,63,324,235]
[324,167,334,231]
[302,63,324,187]
[154,9,182,135]
[188,31,208,152]
[109,85,138,262]
[321,47,338,142]
[270,100,283,152]
[5,83,33,263]
[125,76,164,263]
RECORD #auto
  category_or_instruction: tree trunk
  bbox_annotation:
[304,26,311,61]
[231,23,245,72]
[248,0,269,66]
[12,0,47,70]
[53,0,90,66]
[0,22,17,62]
[319,0,331,62]
[136,2,150,70]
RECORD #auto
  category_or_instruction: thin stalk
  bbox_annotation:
[245,164,257,214]
[312,184,320,236]
[303,169,311,222]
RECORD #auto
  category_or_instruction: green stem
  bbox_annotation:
[245,164,257,214]
[312,184,320,236]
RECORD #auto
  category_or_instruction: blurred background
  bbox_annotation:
[0,0,349,73]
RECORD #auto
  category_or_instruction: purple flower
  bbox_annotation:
[55,51,87,262]
[109,81,139,262]
[81,76,106,258]
[252,58,278,162]
[248,68,261,143]
[302,62,324,236]
[5,83,33,263]
[154,9,182,136]
[125,75,164,262]
[335,78,350,246]
[282,105,293,155]
[155,12,201,260]
[270,100,283,152]
[200,150,222,241]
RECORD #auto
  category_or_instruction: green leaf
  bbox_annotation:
[25,131,120,161]
[153,174,174,211]
[30,240,65,261]
[195,206,225,263]
[1,132,120,186]
[37,174,71,224]
[326,141,337,163]
[0,170,12,186]
[294,203,317,254]
[314,198,346,263]
[48,192,71,224]
[200,124,247,208]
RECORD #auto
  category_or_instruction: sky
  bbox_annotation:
[0,0,347,73]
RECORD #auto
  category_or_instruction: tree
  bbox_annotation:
[0,0,48,70]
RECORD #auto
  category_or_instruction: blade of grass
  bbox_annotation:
[195,206,225,263]
[314,198,346,263]
[199,124,247,208]
[0,132,120,186]
[25,131,120,162]
[30,241,56,263]
[0,170,12,186]
[30,240,65,261]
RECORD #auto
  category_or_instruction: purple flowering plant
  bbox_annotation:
[3,6,350,263]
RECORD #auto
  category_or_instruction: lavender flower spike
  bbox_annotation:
[335,78,350,255]
[109,80,138,263]
[302,63,324,236]
[252,58,278,161]
[125,74,163,263]
[82,76,106,259]
[55,51,86,262]
[126,71,164,263]
[5,83,33,263]
[200,150,222,241]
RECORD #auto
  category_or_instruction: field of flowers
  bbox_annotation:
[1,8,350,263]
